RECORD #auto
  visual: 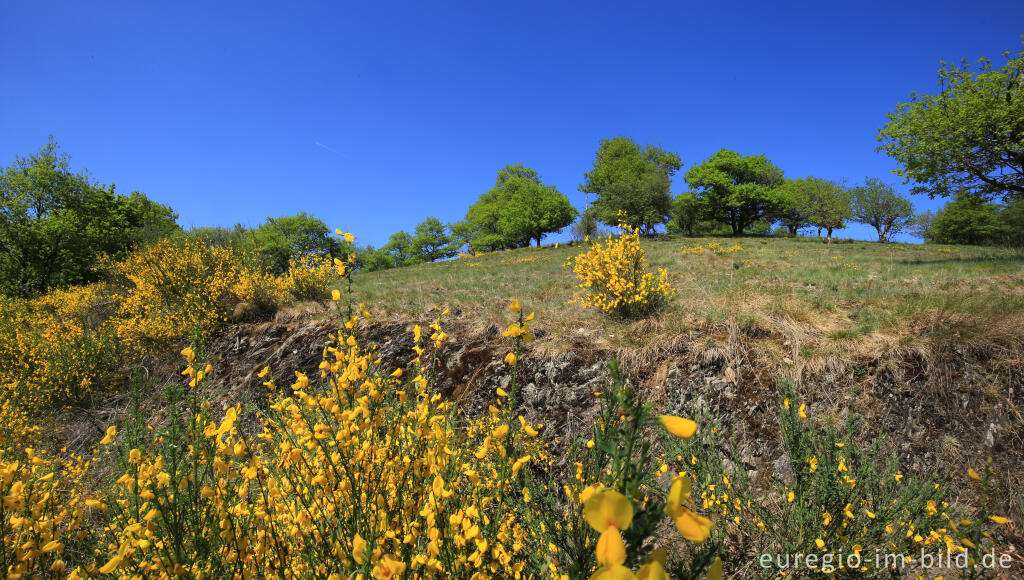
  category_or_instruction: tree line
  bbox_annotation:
[3,40,1022,294]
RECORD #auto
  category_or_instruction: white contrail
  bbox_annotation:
[315,141,348,157]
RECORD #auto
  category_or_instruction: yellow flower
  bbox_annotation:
[180,346,195,363]
[666,475,692,510]
[815,538,825,549]
[592,565,637,580]
[968,468,981,481]
[799,403,807,418]
[372,554,406,579]
[659,415,697,439]
[99,554,122,574]
[100,425,116,445]
[596,525,627,566]
[353,533,368,564]
[504,352,517,365]
[509,300,521,313]
[706,557,723,580]
[331,289,341,301]
[989,516,1009,525]
[344,232,355,243]
[668,504,713,543]
[584,489,634,532]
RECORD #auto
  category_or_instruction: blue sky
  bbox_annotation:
[2,1,1022,246]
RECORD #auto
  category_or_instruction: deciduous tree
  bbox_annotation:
[849,178,915,242]
[684,149,785,235]
[579,137,681,233]
[0,139,179,297]
[464,164,576,251]
[877,42,1024,200]
[254,212,344,274]
[412,217,459,262]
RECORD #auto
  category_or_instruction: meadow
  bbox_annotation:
[1,230,1021,578]
[356,235,1024,357]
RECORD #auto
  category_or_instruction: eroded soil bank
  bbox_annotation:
[54,309,1024,560]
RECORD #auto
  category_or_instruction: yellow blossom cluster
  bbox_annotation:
[65,309,556,578]
[282,254,337,300]
[0,284,118,443]
[0,447,91,577]
[566,224,675,318]
[679,241,744,256]
[107,239,290,351]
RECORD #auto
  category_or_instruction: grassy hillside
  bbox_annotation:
[4,232,1023,577]
[354,235,1024,355]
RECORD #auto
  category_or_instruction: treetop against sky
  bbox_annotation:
[2,0,1023,245]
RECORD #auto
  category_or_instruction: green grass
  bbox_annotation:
[347,235,1024,358]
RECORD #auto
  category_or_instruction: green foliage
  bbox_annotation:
[672,384,1000,579]
[908,210,936,240]
[530,361,719,579]
[382,230,421,267]
[183,224,258,253]
[877,41,1024,200]
[411,216,459,262]
[684,149,785,235]
[0,139,180,297]
[465,164,577,251]
[356,245,397,272]
[580,137,682,233]
[776,180,816,236]
[570,210,600,241]
[253,212,343,274]
[669,192,705,236]
[796,177,852,243]
[849,178,915,242]
[926,193,1006,245]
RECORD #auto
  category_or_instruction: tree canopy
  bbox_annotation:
[579,137,681,233]
[775,180,816,236]
[798,177,852,243]
[684,149,785,235]
[254,212,344,274]
[0,139,179,297]
[464,164,576,251]
[877,43,1024,200]
[411,217,459,262]
[849,178,915,242]
[925,193,1015,245]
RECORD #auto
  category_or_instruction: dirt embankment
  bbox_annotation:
[54,308,1024,555]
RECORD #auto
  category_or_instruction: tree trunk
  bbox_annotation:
[788,225,797,236]
[826,228,833,244]
[535,236,542,247]
[876,227,886,243]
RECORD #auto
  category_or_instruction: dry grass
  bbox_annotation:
[348,235,1024,364]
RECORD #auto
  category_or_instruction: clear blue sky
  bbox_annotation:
[3,1,1022,246]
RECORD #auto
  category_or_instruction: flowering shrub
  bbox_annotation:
[566,224,675,318]
[283,254,337,300]
[0,448,92,577]
[106,238,286,352]
[670,383,1008,578]
[70,306,556,578]
[531,361,721,579]
[0,285,119,443]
